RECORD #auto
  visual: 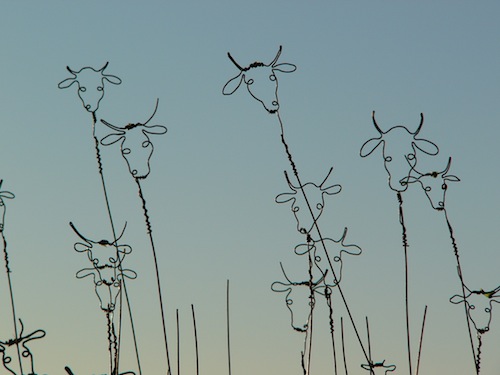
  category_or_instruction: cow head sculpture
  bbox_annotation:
[70,222,137,312]
[450,286,500,334]
[276,168,341,237]
[223,46,296,113]
[361,360,396,375]
[401,157,460,210]
[360,112,439,192]
[101,99,167,179]
[58,62,122,113]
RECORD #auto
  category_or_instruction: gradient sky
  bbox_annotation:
[0,1,499,374]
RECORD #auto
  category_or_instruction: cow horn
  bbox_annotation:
[284,170,299,191]
[269,45,283,67]
[99,61,109,72]
[442,157,452,175]
[413,113,424,135]
[371,111,384,134]
[227,52,244,71]
[100,119,125,133]
[66,66,77,75]
[320,167,334,188]
[143,99,159,126]
[69,222,93,244]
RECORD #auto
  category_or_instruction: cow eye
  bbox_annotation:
[122,148,131,155]
[424,186,431,192]
[470,304,476,310]
[142,140,151,148]
[247,78,254,85]
[316,203,323,210]
[79,87,87,92]
[97,86,103,91]
[292,206,299,213]
[407,153,415,160]
[269,74,276,81]
[384,156,392,162]
[286,299,293,305]
[442,183,447,190]
[485,307,491,313]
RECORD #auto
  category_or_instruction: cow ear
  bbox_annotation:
[273,63,296,73]
[119,269,138,280]
[413,139,439,156]
[222,73,244,95]
[360,138,383,157]
[445,175,460,182]
[101,133,125,146]
[76,268,97,280]
[0,191,15,200]
[143,125,167,135]
[386,364,396,371]
[74,242,91,253]
[294,243,314,256]
[103,74,122,85]
[360,364,370,370]
[58,78,77,89]
[275,192,296,204]
[117,245,132,255]
[271,281,291,293]
[450,294,466,304]
[323,184,342,196]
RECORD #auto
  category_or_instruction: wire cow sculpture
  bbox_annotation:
[59,64,174,375]
[224,47,374,375]
[0,181,46,375]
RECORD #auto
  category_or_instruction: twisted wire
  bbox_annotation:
[444,210,477,372]
[397,191,412,375]
[135,178,172,375]
[276,110,371,365]
[2,228,23,375]
[475,333,482,374]
[325,288,338,375]
[91,118,142,375]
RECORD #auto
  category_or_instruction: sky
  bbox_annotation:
[0,1,499,374]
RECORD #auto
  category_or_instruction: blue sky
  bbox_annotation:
[0,1,499,374]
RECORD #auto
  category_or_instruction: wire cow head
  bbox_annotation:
[0,320,46,375]
[294,227,362,288]
[70,222,137,312]
[401,157,460,210]
[361,361,396,375]
[271,263,327,332]
[450,286,500,334]
[275,168,341,237]
[0,180,15,232]
[222,46,296,114]
[101,100,167,179]
[360,112,439,192]
[58,62,122,113]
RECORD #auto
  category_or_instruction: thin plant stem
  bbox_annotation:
[176,309,180,375]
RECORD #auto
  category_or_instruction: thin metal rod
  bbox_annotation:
[445,209,477,374]
[341,317,348,375]
[366,317,372,363]
[91,118,142,375]
[276,111,371,364]
[176,309,180,375]
[191,304,200,375]
[1,233,23,375]
[227,280,232,375]
[135,177,172,375]
[416,305,428,375]
[397,192,413,375]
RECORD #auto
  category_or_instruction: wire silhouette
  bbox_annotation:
[100,99,171,375]
[360,317,396,375]
[450,285,500,374]
[224,47,372,371]
[59,64,142,375]
[70,222,137,375]
[403,157,479,373]
[0,319,46,375]
[58,62,122,116]
[360,111,440,375]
